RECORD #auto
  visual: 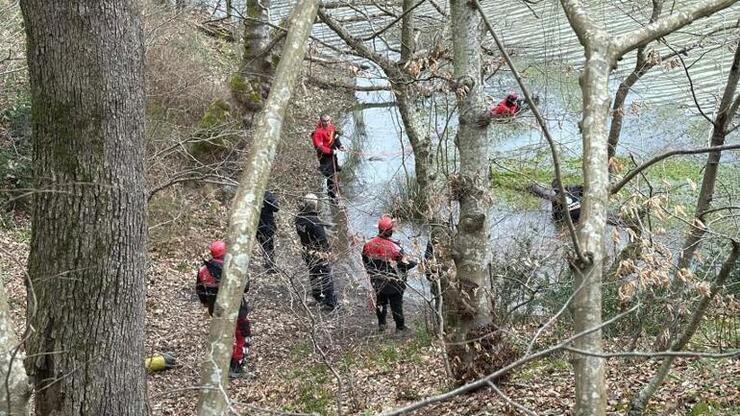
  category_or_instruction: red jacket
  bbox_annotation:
[362,236,403,277]
[490,99,519,117]
[311,122,337,155]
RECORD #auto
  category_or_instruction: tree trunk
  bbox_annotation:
[400,0,416,63]
[448,0,495,381]
[0,279,30,415]
[232,0,273,113]
[677,40,740,270]
[572,40,613,416]
[196,1,319,414]
[629,241,739,415]
[20,0,148,414]
[394,83,434,217]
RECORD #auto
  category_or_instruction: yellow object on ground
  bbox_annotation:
[144,352,176,372]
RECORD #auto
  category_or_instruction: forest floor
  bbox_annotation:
[1,4,738,415]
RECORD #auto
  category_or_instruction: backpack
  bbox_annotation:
[196,259,222,307]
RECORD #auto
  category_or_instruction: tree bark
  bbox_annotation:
[0,279,30,415]
[628,241,739,415]
[400,0,416,63]
[677,40,740,270]
[196,1,319,414]
[232,0,273,113]
[448,0,495,379]
[20,0,148,414]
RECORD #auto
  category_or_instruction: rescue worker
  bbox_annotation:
[551,179,583,223]
[295,193,337,311]
[362,215,417,332]
[196,240,252,378]
[490,93,522,118]
[257,190,279,273]
[311,114,344,201]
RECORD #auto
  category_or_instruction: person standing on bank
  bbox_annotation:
[195,240,252,378]
[295,193,337,311]
[257,190,279,273]
[362,215,417,332]
[311,114,344,201]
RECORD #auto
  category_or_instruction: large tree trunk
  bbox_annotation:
[20,0,148,414]
[447,0,496,381]
[0,279,30,415]
[560,4,613,410]
[571,43,612,416]
[677,40,740,270]
[196,1,319,414]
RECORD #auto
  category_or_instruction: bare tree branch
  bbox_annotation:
[610,144,740,194]
[612,0,739,57]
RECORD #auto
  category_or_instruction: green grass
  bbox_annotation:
[489,155,583,208]
[286,364,333,415]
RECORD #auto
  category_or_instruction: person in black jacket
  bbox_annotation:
[295,193,337,310]
[257,190,280,273]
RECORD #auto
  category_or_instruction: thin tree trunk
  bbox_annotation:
[629,241,739,415]
[0,279,30,415]
[448,0,495,379]
[677,40,740,270]
[20,0,148,414]
[607,0,663,162]
[571,38,613,416]
[400,0,416,63]
[196,1,319,414]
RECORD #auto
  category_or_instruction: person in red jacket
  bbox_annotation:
[311,114,344,200]
[362,215,417,332]
[196,240,252,378]
[490,93,522,118]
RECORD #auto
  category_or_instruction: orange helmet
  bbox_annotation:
[378,215,394,233]
[209,240,226,258]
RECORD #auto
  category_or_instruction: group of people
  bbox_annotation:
[196,202,417,377]
[194,114,421,378]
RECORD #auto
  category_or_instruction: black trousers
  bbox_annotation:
[304,253,336,307]
[256,227,275,268]
[319,154,340,200]
[373,280,405,329]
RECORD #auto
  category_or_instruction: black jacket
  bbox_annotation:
[295,211,329,252]
[259,191,280,231]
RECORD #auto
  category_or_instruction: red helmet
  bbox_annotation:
[378,215,394,233]
[209,240,226,258]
